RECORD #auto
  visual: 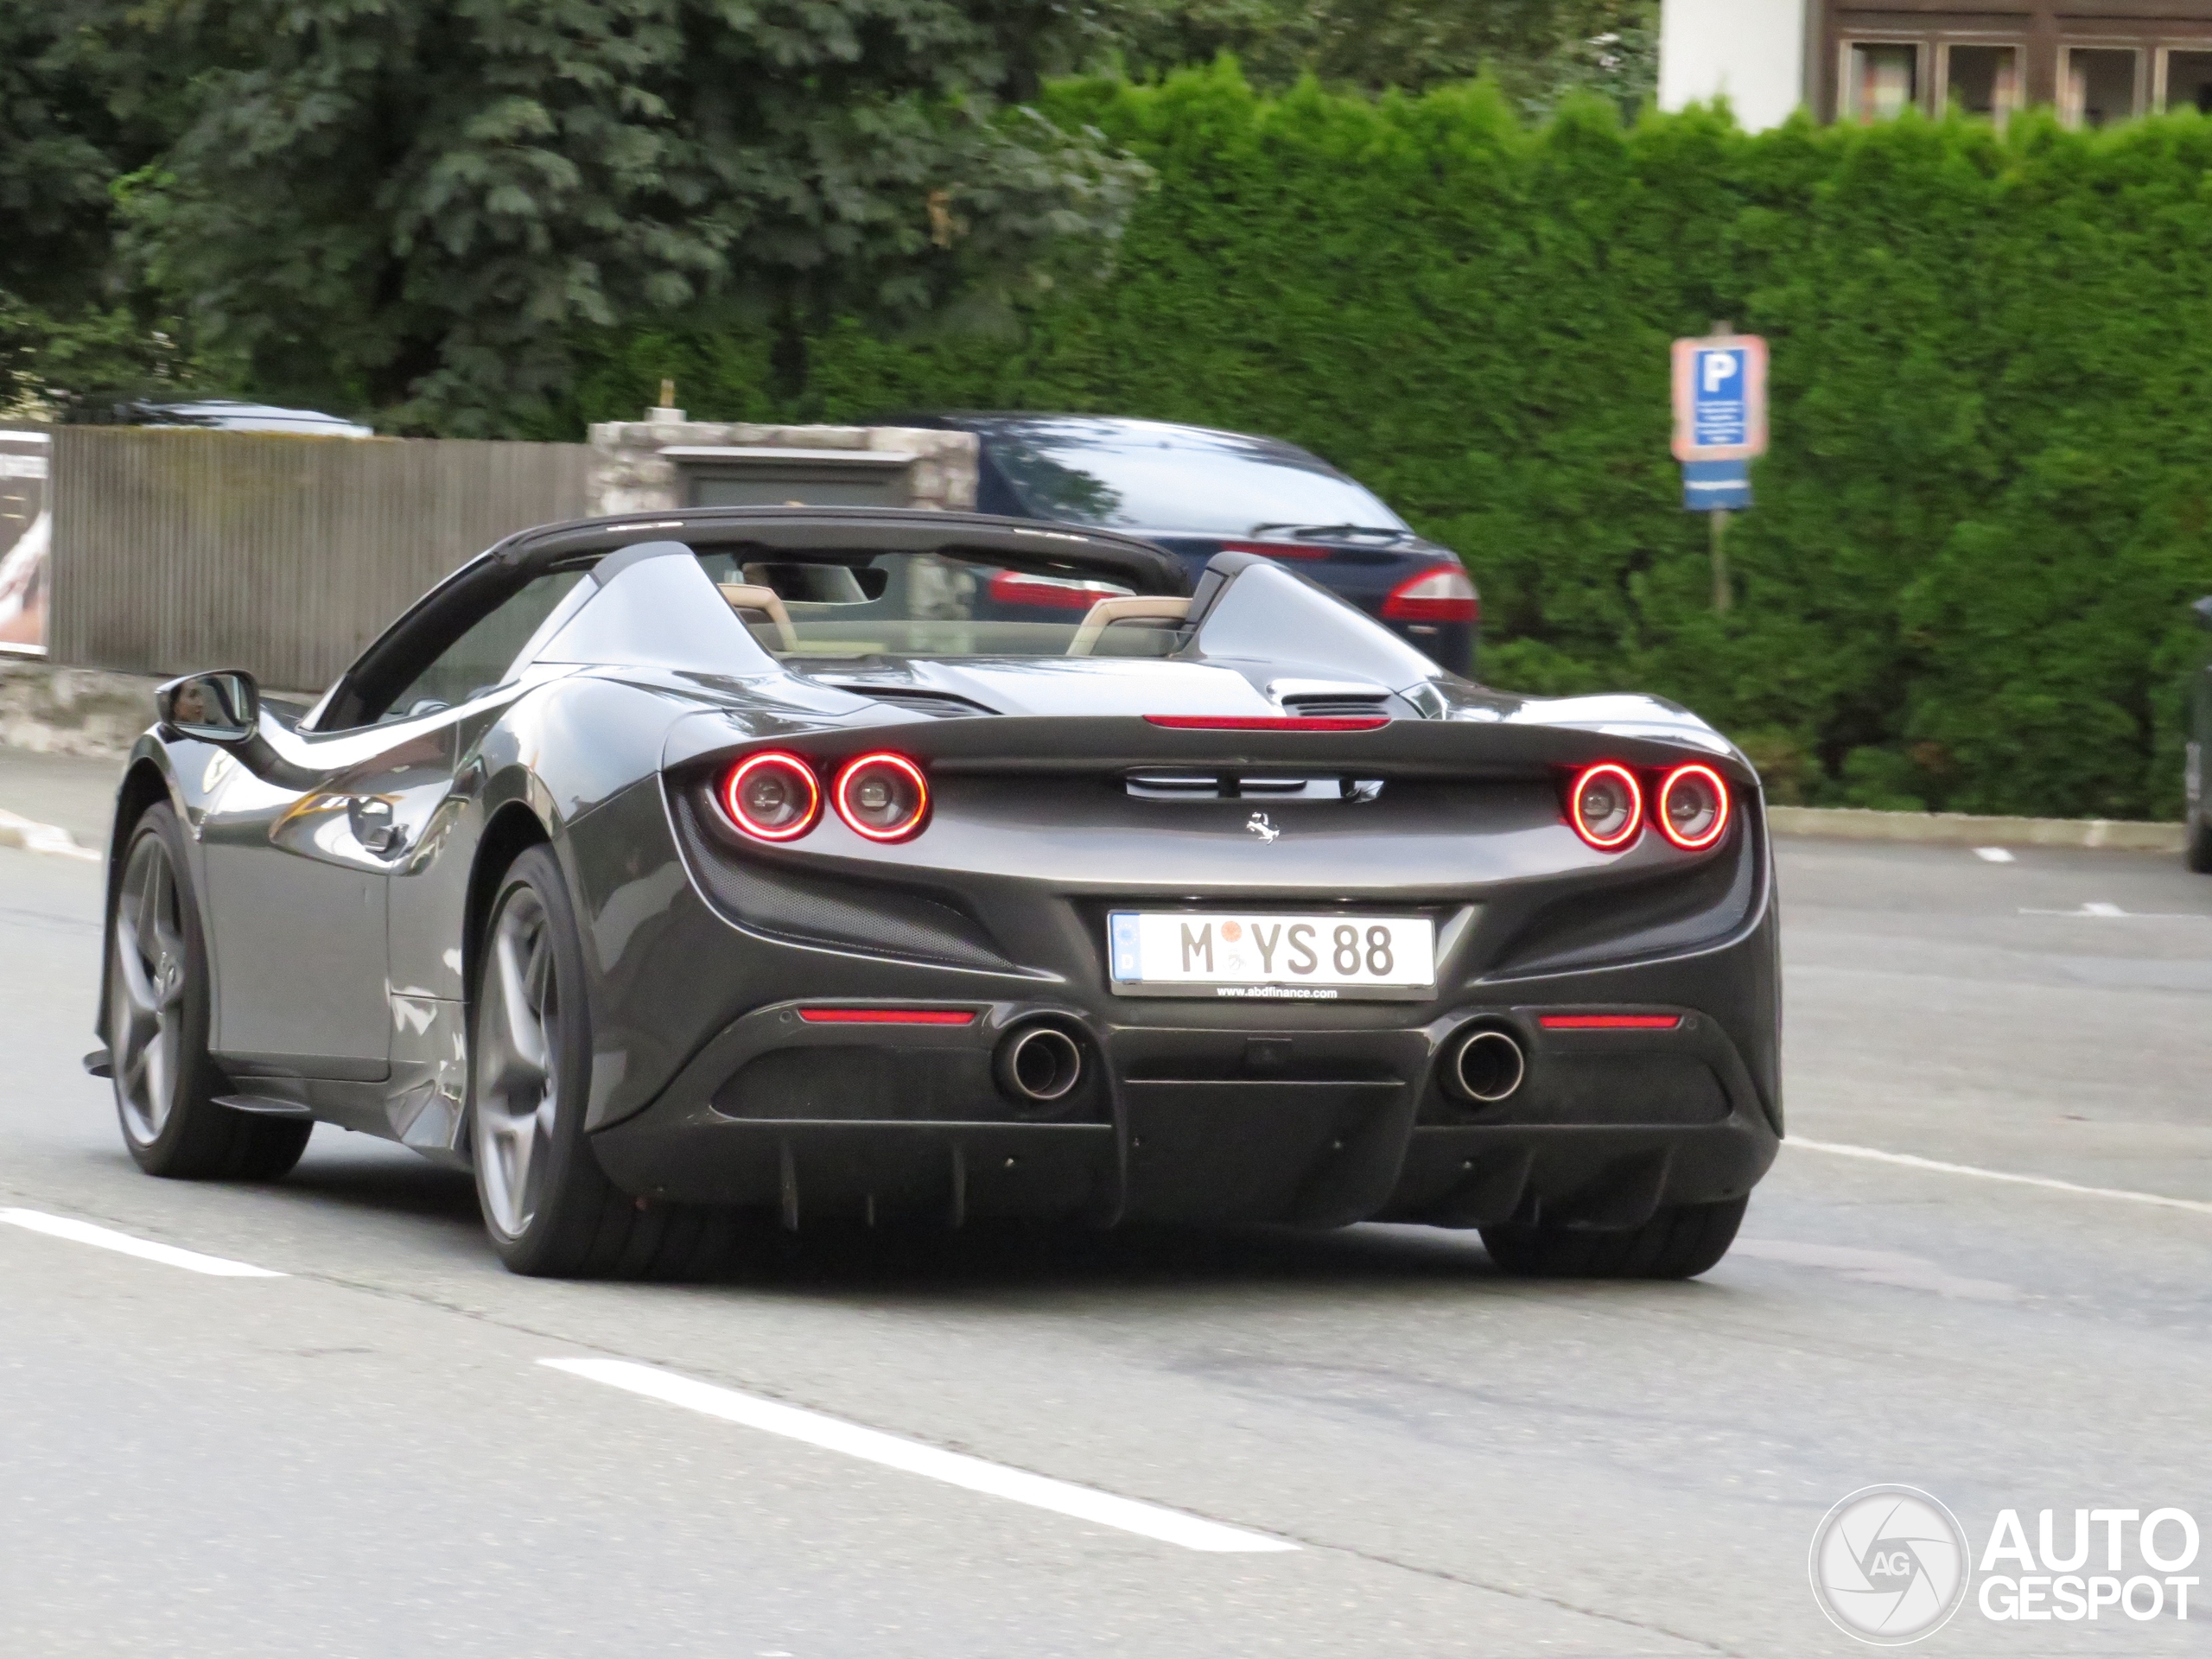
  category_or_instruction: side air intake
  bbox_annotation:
[1279,693,1393,719]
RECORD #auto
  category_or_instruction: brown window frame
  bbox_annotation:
[2059,40,2150,129]
[1838,36,1931,120]
[2154,41,2212,112]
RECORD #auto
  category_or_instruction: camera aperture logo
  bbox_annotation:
[1810,1485,1970,1644]
[1813,1489,2202,1642]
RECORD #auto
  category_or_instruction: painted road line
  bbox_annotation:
[1973,847,2015,863]
[2018,902,2209,919]
[0,809,100,862]
[542,1357,1297,1554]
[0,1208,286,1276]
[1792,1141,2212,1218]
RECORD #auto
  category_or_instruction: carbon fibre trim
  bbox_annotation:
[670,788,1017,972]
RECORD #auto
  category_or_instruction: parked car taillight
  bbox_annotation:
[985,569,1128,610]
[834,753,931,841]
[1381,564,1478,624]
[1566,763,1643,851]
[721,752,821,842]
[1655,763,1730,850]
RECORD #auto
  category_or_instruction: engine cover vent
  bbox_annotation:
[1281,694,1391,718]
[1270,679,1395,720]
[829,683,999,718]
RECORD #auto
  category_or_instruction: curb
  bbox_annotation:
[0,808,101,862]
[1767,805,2183,854]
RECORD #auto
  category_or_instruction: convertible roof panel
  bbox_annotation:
[489,506,1191,596]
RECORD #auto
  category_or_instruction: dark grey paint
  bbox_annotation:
[97,507,1780,1227]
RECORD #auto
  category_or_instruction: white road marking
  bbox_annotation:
[1973,846,2015,862]
[0,809,99,862]
[0,1208,286,1276]
[1791,1140,2212,1217]
[2018,901,2207,918]
[542,1357,1297,1554]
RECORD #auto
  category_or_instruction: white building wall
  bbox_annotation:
[1657,0,1809,132]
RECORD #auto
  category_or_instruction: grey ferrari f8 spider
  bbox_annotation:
[92,508,1780,1278]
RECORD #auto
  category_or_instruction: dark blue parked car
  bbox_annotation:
[897,415,1478,674]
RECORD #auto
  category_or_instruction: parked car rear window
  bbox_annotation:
[693,550,1184,661]
[989,431,1406,536]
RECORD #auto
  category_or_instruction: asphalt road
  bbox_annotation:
[2,757,2208,1656]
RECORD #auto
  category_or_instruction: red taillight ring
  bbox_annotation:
[1567,762,1643,851]
[833,752,931,842]
[721,751,821,842]
[1656,762,1731,851]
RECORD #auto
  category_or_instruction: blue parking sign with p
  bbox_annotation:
[1693,349,1747,448]
[1671,334,1767,463]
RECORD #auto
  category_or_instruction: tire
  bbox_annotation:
[1479,1195,1747,1281]
[108,804,312,1181]
[2188,742,2212,873]
[468,844,731,1278]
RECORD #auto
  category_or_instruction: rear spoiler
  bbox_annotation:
[665,709,1754,790]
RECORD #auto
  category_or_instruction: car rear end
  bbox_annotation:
[582,710,1779,1236]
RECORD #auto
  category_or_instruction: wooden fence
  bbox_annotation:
[51,429,589,690]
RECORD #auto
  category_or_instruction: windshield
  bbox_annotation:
[692,549,1186,662]
[989,427,1408,536]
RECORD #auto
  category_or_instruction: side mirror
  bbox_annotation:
[156,669,260,745]
[2194,597,2212,632]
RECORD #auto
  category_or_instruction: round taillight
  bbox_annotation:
[1656,763,1730,850]
[1567,762,1643,851]
[721,752,821,842]
[833,753,930,842]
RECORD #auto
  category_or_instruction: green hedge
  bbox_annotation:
[575,65,2212,818]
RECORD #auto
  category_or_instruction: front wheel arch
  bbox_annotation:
[98,758,190,1056]
[462,801,552,1016]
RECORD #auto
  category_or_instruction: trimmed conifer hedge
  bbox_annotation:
[575,65,2212,818]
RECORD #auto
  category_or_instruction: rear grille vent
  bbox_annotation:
[1125,772,1385,803]
[1126,772,1223,800]
[1279,693,1391,718]
[827,683,998,718]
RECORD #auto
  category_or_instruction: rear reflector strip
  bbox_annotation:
[798,1008,977,1026]
[1538,1014,1683,1031]
[1144,715,1389,732]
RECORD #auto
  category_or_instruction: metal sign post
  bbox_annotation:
[1671,323,1769,614]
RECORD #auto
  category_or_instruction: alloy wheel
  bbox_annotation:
[111,831,188,1146]
[474,886,561,1239]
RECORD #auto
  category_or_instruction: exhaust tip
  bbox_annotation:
[996,1025,1084,1103]
[1448,1027,1526,1103]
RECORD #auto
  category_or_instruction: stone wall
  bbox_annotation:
[0,659,159,760]
[586,413,979,516]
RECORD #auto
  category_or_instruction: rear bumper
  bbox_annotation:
[589,977,1779,1233]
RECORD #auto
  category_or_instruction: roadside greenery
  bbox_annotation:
[1084,0,1655,111]
[580,67,2212,820]
[0,0,1649,423]
[4,0,2204,820]
[0,0,1155,431]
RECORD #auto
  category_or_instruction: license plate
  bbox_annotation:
[1108,912,1435,1001]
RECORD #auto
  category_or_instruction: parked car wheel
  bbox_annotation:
[470,846,730,1278]
[2188,810,2212,874]
[109,804,311,1180]
[2187,743,2212,873]
[1479,1196,1747,1281]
